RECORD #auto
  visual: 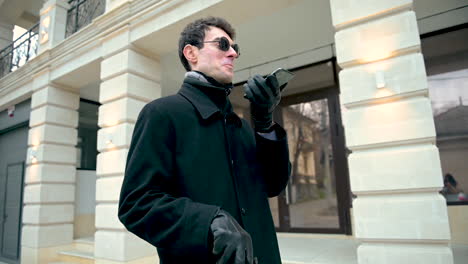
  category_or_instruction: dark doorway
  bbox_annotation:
[0,123,28,264]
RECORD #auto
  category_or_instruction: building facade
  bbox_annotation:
[0,0,467,263]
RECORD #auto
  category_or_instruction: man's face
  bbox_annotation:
[191,26,239,84]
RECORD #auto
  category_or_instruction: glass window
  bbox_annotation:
[77,100,99,170]
[231,61,351,233]
[281,98,340,229]
[423,27,468,204]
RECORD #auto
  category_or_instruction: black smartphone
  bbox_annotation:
[270,68,295,90]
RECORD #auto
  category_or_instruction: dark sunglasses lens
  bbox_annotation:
[219,37,230,51]
[218,37,240,56]
[232,44,239,55]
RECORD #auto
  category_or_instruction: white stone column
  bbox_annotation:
[38,0,70,53]
[0,21,14,50]
[21,69,79,264]
[95,28,161,263]
[329,1,454,263]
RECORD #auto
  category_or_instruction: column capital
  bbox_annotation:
[40,0,70,15]
[38,0,70,53]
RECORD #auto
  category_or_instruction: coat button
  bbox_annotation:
[241,208,246,215]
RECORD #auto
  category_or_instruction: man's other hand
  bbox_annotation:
[210,209,254,264]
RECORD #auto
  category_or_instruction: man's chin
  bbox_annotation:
[221,79,233,85]
[215,75,233,85]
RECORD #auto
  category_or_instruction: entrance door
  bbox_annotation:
[0,123,28,264]
[271,87,352,234]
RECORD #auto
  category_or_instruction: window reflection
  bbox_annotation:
[429,69,468,202]
[424,27,468,203]
[283,99,339,228]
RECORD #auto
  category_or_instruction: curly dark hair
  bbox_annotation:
[178,17,236,71]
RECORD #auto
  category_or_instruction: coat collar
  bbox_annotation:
[179,82,220,120]
[179,77,242,127]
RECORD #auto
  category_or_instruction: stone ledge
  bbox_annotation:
[330,0,412,29]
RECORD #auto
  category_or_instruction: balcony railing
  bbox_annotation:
[0,23,39,79]
[0,0,106,79]
[66,0,106,37]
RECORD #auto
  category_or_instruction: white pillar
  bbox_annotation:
[21,69,80,264]
[38,0,70,53]
[329,0,453,263]
[0,21,14,50]
[95,27,161,263]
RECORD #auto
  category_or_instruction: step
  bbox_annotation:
[57,249,94,264]
[73,237,94,252]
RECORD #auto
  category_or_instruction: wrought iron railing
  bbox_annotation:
[0,23,39,79]
[66,0,106,37]
[0,0,105,79]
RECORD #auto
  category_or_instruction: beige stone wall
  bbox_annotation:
[74,214,96,239]
[74,169,97,239]
[448,205,468,245]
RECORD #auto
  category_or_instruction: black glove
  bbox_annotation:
[243,74,283,132]
[210,209,254,264]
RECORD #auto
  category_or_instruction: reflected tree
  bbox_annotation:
[284,100,331,204]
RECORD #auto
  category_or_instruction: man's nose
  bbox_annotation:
[227,46,239,58]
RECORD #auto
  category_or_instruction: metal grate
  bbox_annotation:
[0,23,39,79]
[66,0,106,37]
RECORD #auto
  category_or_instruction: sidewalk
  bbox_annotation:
[277,233,468,264]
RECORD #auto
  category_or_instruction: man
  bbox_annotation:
[118,17,291,264]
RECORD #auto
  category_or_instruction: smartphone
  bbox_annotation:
[270,68,295,90]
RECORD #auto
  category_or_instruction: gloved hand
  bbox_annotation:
[243,74,283,132]
[210,209,254,264]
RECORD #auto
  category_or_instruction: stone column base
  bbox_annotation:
[21,244,74,264]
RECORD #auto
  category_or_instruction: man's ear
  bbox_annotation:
[183,44,198,67]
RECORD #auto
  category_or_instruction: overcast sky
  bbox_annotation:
[428,68,468,115]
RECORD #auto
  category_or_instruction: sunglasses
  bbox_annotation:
[203,37,240,57]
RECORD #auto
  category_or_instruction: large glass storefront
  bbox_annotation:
[229,24,468,234]
[231,60,352,234]
[423,25,468,205]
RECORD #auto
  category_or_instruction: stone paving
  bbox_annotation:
[278,233,468,264]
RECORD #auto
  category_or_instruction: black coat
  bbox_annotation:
[118,77,291,264]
